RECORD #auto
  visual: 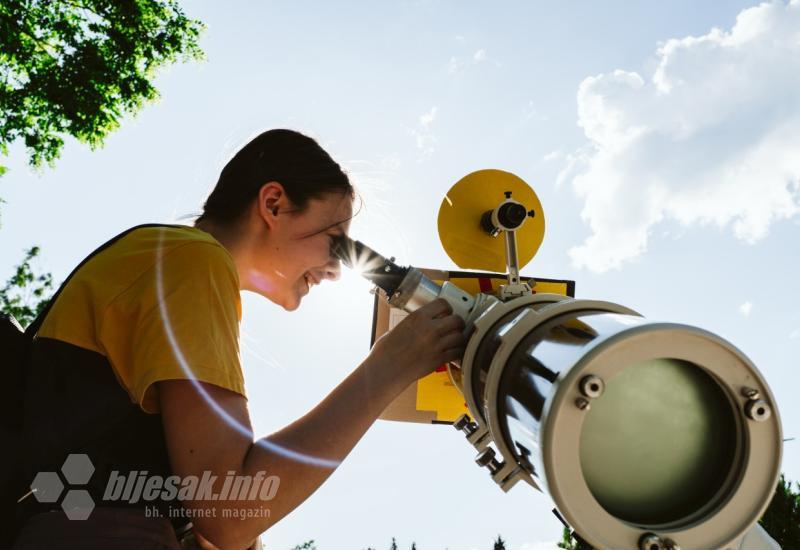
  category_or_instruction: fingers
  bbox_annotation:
[437,345,466,364]
[433,314,465,336]
[437,331,465,351]
[415,298,452,319]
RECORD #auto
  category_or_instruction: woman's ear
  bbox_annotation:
[257,181,287,229]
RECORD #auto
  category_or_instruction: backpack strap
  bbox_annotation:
[24,223,183,338]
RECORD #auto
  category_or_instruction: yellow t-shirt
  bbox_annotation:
[37,225,245,413]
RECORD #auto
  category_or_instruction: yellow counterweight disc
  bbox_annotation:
[438,169,545,272]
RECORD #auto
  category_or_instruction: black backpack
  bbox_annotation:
[0,312,29,546]
[0,224,177,547]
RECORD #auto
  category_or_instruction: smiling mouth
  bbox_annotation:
[303,272,319,291]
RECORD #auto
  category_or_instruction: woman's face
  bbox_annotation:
[249,188,353,311]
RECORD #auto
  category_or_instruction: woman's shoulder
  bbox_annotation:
[123,224,227,256]
[110,224,237,277]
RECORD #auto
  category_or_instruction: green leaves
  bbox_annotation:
[0,246,54,327]
[0,0,204,168]
[759,474,800,548]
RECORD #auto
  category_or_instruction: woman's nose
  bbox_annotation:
[324,258,342,281]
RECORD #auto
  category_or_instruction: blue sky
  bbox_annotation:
[1,1,798,548]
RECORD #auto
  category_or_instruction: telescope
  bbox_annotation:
[332,170,782,550]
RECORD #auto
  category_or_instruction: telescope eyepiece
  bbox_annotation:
[330,234,409,295]
[498,202,527,229]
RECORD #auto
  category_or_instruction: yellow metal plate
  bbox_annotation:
[438,169,546,273]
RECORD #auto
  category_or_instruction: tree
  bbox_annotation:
[289,541,317,550]
[556,527,579,550]
[493,535,506,550]
[759,474,800,548]
[0,246,53,327]
[0,0,204,171]
[0,0,204,321]
[389,537,398,550]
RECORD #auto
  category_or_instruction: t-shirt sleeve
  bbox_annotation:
[104,241,245,413]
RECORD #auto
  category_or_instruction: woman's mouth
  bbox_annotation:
[303,272,318,291]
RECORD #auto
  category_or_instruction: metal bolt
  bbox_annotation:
[745,400,771,422]
[741,387,760,400]
[504,191,512,198]
[639,533,666,550]
[454,414,477,436]
[579,375,605,399]
[475,447,501,474]
[527,209,535,218]
[575,397,591,411]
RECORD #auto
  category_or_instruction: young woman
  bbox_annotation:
[13,129,466,549]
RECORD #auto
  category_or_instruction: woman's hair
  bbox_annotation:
[197,129,354,225]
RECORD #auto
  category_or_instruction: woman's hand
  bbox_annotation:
[368,298,466,385]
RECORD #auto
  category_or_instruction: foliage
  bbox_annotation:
[289,541,316,550]
[557,527,579,550]
[0,246,53,327]
[0,0,204,169]
[759,474,800,548]
[493,535,506,550]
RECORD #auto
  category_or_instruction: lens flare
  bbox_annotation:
[155,229,341,469]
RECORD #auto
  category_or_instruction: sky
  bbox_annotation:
[1,1,799,549]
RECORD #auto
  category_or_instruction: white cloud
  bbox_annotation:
[448,48,496,74]
[448,56,467,74]
[410,106,438,157]
[419,106,438,130]
[739,301,753,317]
[543,150,562,162]
[563,0,800,272]
[523,100,548,122]
[520,542,559,550]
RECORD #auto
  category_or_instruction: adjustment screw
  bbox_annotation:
[454,414,477,436]
[575,397,591,411]
[745,400,771,422]
[579,375,605,399]
[475,447,496,467]
[741,387,760,400]
[504,191,512,198]
[453,414,470,431]
[475,448,501,473]
[639,533,665,550]
[527,209,535,218]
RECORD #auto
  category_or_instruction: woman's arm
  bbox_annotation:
[159,298,464,549]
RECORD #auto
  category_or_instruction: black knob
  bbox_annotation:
[453,414,470,431]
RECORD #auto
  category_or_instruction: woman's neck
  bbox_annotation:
[194,218,256,290]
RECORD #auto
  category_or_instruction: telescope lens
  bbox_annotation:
[579,358,737,526]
